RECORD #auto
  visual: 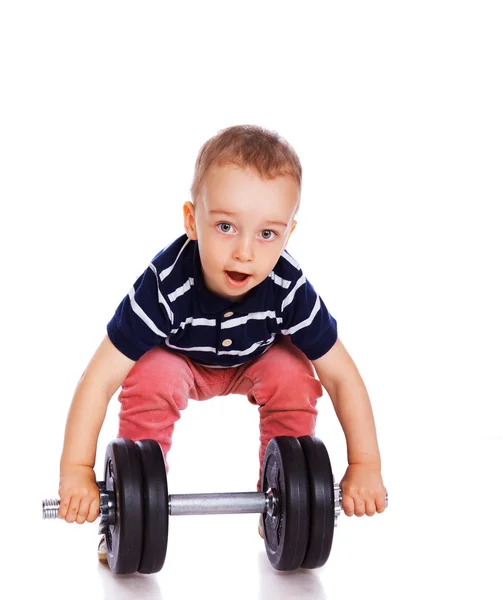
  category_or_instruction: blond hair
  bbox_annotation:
[190,125,302,202]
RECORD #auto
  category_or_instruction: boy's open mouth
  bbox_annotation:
[225,270,251,284]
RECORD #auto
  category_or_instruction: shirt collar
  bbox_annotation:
[191,240,269,315]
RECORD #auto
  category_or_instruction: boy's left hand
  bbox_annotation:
[340,464,387,517]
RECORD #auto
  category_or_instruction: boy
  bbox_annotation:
[58,125,387,562]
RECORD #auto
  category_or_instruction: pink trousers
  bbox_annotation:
[117,337,323,488]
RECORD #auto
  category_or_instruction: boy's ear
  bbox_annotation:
[285,219,297,245]
[183,201,197,240]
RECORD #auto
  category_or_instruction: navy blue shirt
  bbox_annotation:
[107,234,338,367]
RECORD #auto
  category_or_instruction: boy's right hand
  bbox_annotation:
[58,465,101,524]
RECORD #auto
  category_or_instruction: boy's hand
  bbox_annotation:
[58,465,100,524]
[340,464,387,517]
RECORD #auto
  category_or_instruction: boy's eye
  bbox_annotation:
[217,222,234,233]
[260,230,276,240]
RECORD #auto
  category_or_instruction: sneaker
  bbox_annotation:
[258,516,264,539]
[98,534,108,564]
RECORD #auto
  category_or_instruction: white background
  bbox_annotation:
[1,1,502,598]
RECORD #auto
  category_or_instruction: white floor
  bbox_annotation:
[8,393,503,600]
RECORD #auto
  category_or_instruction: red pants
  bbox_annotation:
[117,337,322,488]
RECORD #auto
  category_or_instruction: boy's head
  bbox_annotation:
[184,125,302,302]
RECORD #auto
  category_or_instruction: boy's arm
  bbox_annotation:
[312,338,387,516]
[58,335,135,523]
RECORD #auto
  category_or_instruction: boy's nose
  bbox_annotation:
[232,236,254,262]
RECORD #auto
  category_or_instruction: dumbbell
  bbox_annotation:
[42,436,387,574]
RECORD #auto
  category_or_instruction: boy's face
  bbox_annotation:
[183,164,299,302]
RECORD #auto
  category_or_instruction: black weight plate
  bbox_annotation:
[298,436,335,569]
[261,436,310,571]
[102,438,144,574]
[135,440,169,574]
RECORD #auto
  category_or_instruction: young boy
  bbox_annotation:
[58,125,387,562]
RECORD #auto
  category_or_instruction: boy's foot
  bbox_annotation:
[258,516,264,539]
[98,534,108,564]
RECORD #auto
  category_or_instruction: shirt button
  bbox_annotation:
[222,339,233,347]
[224,311,234,318]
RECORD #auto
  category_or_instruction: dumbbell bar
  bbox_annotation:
[43,489,282,517]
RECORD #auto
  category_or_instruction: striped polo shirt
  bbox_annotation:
[107,234,338,368]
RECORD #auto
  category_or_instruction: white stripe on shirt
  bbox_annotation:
[281,274,306,312]
[164,336,275,358]
[149,263,174,324]
[159,237,191,282]
[165,341,216,353]
[129,287,168,338]
[268,271,291,288]
[281,294,321,335]
[281,250,300,270]
[203,344,273,367]
[170,316,216,334]
[222,311,282,329]
[219,336,276,356]
[168,277,194,302]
